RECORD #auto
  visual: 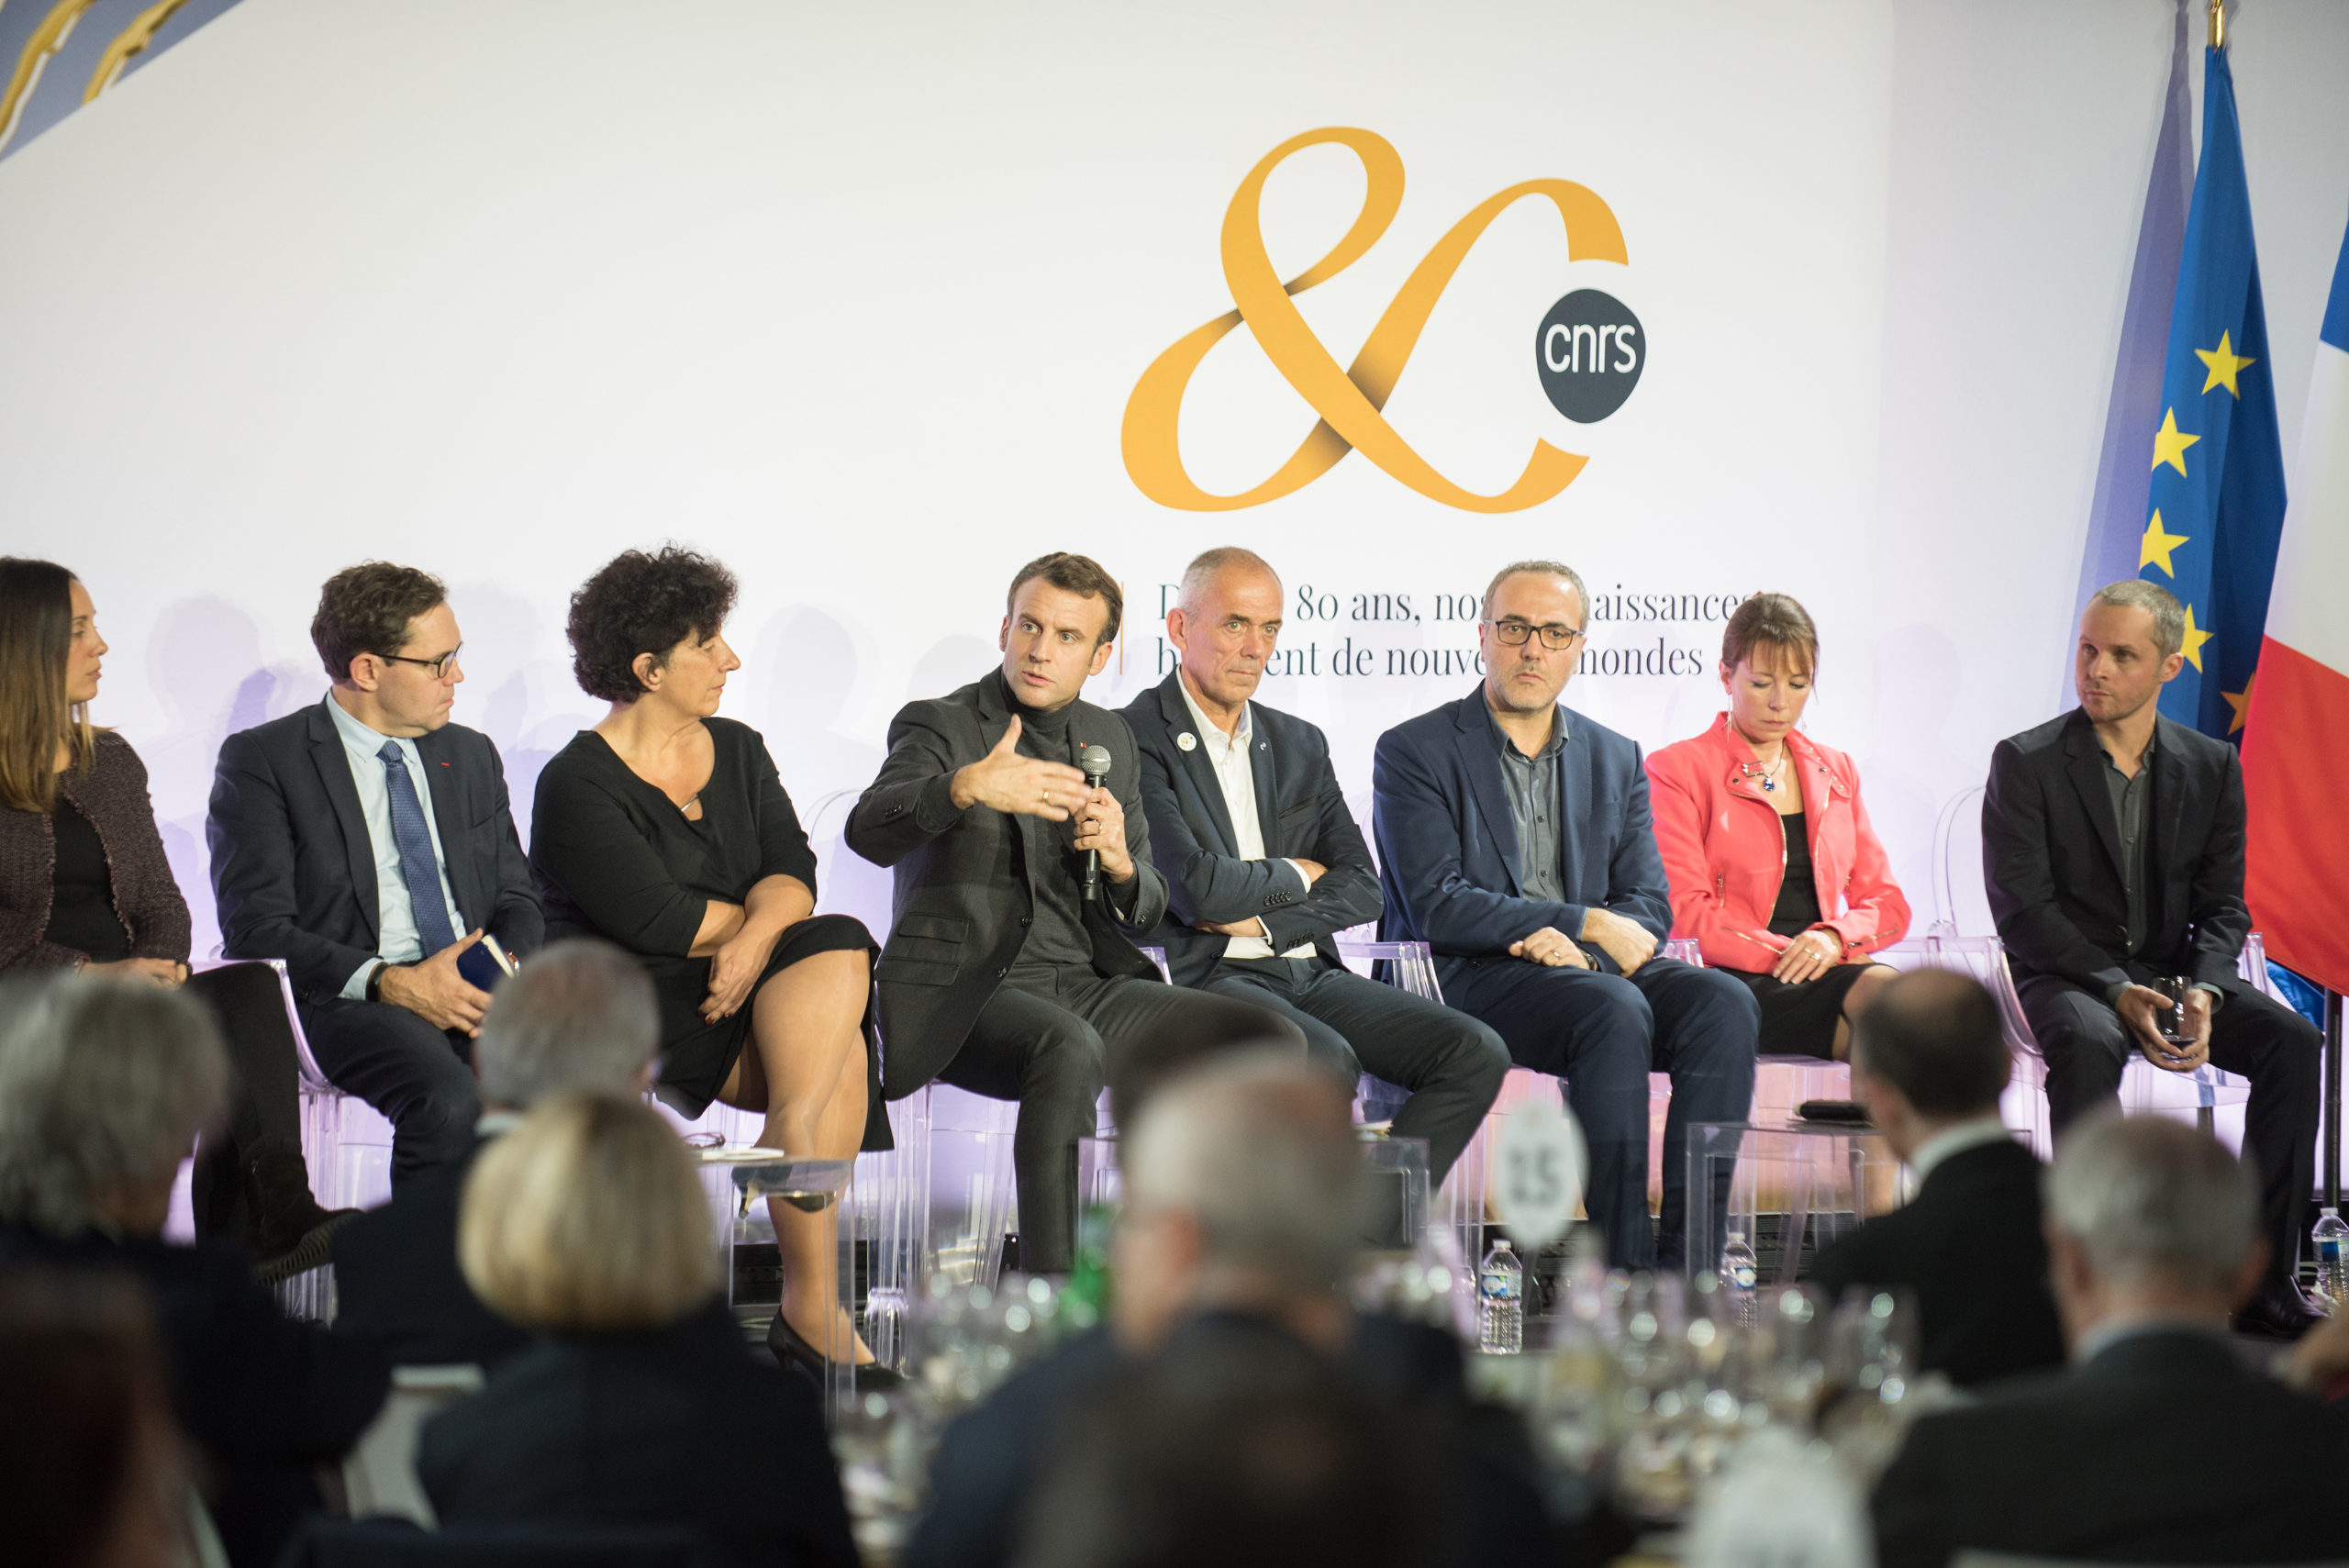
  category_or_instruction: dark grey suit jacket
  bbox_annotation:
[1982,706,2249,995]
[207,697,543,1002]
[846,673,1168,1095]
[1120,673,1382,988]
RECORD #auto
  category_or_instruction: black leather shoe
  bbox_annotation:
[2235,1284,2324,1340]
[765,1313,905,1392]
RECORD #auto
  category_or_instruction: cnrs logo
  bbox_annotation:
[1122,127,1639,515]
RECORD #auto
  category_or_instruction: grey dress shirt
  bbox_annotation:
[1488,706,1569,903]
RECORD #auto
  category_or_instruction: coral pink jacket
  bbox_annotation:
[1644,714,1909,973]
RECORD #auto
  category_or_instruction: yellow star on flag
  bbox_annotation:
[2195,330,2256,397]
[2179,604,2213,672]
[2221,671,2255,735]
[2139,511,2189,576]
[2151,407,2199,476]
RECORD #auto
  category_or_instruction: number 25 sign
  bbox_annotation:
[1491,1095,1587,1252]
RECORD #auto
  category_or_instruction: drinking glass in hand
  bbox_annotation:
[2152,978,2195,1049]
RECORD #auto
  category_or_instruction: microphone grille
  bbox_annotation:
[1077,743,1113,779]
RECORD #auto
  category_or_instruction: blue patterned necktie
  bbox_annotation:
[377,740,460,956]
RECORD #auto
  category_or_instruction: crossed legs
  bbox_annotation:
[717,945,874,1361]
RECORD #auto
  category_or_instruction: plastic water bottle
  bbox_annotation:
[2314,1207,2348,1314]
[1478,1238,1524,1354]
[1720,1230,1760,1330]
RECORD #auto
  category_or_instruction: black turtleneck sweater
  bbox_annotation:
[991,673,1100,975]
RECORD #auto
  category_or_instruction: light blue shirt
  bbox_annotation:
[323,694,467,998]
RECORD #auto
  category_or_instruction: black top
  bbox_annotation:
[329,1136,531,1372]
[1808,1139,2065,1388]
[0,1222,390,1568]
[1873,1328,2349,1568]
[1767,811,1822,938]
[44,796,130,962]
[531,717,819,958]
[417,1300,857,1568]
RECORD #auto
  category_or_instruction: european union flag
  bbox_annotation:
[2141,44,2288,740]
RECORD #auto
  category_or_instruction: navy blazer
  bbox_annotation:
[1121,674,1382,988]
[1371,685,1671,987]
[330,1136,531,1371]
[207,697,544,1002]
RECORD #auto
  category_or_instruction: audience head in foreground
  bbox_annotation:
[473,937,661,1112]
[0,977,227,1239]
[1113,1052,1366,1353]
[1869,1112,2347,1568]
[422,1090,858,1568]
[2042,1109,2265,1344]
[1016,1321,1425,1568]
[1106,989,1317,1134]
[1845,968,2010,1163]
[0,1266,192,1568]
[1809,969,2060,1387]
[459,1090,718,1333]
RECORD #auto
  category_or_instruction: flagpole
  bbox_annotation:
[2210,0,2226,50]
[2330,991,2343,1208]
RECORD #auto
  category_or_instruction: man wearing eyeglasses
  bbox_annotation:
[209,563,543,1186]
[1372,560,1757,1271]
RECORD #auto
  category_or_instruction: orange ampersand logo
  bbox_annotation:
[1122,128,1628,514]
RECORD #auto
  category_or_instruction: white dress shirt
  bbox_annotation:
[1905,1115,2020,1184]
[323,694,468,997]
[1174,679,1316,962]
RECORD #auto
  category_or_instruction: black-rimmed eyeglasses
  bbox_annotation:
[1484,619,1585,651]
[381,644,463,680]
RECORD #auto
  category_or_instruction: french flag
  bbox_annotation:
[2243,213,2349,997]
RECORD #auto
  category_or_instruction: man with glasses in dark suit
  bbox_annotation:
[1371,561,1757,1271]
[208,562,542,1186]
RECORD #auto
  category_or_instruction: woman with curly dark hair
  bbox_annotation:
[529,546,893,1387]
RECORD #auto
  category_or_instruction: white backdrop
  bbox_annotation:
[2,0,2346,957]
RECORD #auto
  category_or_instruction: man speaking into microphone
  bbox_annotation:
[849,551,1301,1273]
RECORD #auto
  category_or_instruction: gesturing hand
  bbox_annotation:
[1073,785,1134,884]
[1771,929,1841,984]
[1509,927,1592,968]
[951,716,1089,820]
[1579,907,1658,975]
[379,929,494,1037]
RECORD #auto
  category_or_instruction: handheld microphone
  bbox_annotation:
[1077,743,1113,901]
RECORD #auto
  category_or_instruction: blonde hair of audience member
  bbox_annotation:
[2042,1112,2264,1351]
[0,977,228,1238]
[1113,1054,1365,1354]
[458,1091,718,1334]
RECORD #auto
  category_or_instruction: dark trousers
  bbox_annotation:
[1448,955,1759,1273]
[186,962,310,1239]
[2020,968,2321,1286]
[297,995,480,1189]
[1204,956,1509,1186]
[942,964,1305,1273]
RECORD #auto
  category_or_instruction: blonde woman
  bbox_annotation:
[418,1092,856,1568]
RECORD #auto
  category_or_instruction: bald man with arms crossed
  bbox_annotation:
[1122,547,1508,1188]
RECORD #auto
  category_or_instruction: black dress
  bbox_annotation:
[1726,811,1885,1058]
[529,717,886,1148]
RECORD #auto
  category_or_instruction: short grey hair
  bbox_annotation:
[1122,1054,1366,1294]
[1482,560,1590,627]
[2087,579,2185,661]
[1177,547,1279,614]
[0,977,228,1236]
[2044,1113,2256,1296]
[473,939,661,1110]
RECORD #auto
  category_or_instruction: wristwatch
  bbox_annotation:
[364,962,389,1004]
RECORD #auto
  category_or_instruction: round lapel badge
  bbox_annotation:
[1176,732,1197,751]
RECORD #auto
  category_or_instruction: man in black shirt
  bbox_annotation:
[1982,579,2321,1336]
[848,553,1302,1273]
[1809,970,2063,1386]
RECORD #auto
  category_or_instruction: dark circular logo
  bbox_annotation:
[1534,290,1643,424]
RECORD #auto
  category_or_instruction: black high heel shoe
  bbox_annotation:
[766,1312,905,1392]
